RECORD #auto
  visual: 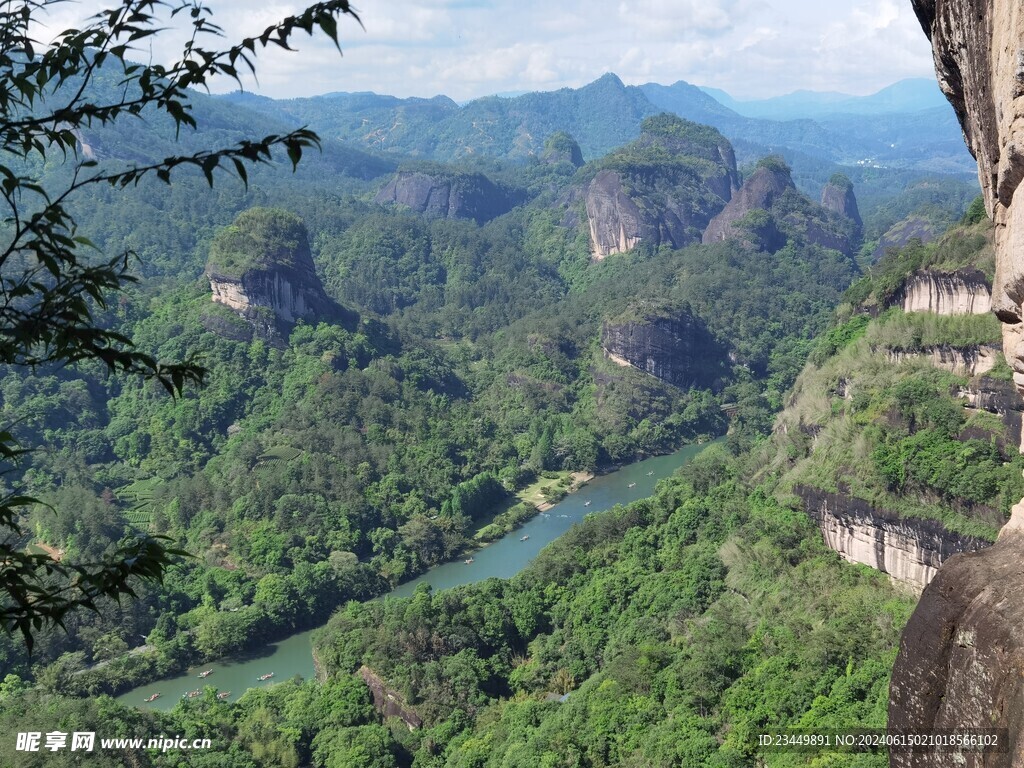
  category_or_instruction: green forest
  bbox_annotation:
[0,27,1000,767]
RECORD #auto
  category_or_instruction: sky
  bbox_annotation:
[34,0,936,102]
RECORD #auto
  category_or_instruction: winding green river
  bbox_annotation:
[118,441,713,711]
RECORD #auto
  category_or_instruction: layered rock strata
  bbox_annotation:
[886,344,1000,377]
[600,306,725,390]
[799,487,990,594]
[894,268,992,315]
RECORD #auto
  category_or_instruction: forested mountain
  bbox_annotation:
[220,72,975,174]
[7,220,1007,767]
[0,55,995,767]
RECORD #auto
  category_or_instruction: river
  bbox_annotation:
[118,441,714,711]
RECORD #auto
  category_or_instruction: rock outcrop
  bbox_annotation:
[579,114,738,259]
[892,268,992,315]
[702,161,793,246]
[205,208,354,340]
[585,170,666,257]
[886,344,1000,377]
[702,158,859,254]
[799,487,990,593]
[600,302,726,390]
[820,173,863,228]
[890,4,1024,764]
[357,666,423,730]
[956,376,1024,450]
[869,215,943,263]
[374,167,515,223]
[541,131,584,168]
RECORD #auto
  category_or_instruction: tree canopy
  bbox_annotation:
[0,0,360,649]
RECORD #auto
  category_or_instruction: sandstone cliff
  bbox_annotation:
[956,376,1024,451]
[890,3,1024,764]
[374,167,515,223]
[799,487,990,593]
[892,268,993,315]
[577,114,738,259]
[205,208,354,340]
[702,158,859,254]
[600,302,726,390]
[820,173,863,228]
[886,344,1000,377]
[702,162,792,246]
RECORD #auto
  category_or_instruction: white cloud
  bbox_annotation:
[27,0,939,101]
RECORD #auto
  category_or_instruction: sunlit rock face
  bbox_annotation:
[886,344,1000,377]
[799,488,989,594]
[895,268,992,315]
[204,208,355,341]
[580,114,739,259]
[599,304,727,390]
[889,4,1024,766]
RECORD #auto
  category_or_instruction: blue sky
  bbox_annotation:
[37,1,936,102]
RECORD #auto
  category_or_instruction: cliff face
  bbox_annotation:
[600,305,725,390]
[357,666,423,730]
[702,161,858,254]
[890,4,1024,763]
[579,114,738,259]
[886,344,1000,377]
[820,176,863,228]
[894,268,993,315]
[586,170,688,258]
[374,169,514,223]
[702,164,792,245]
[205,208,354,339]
[800,487,990,593]
[957,377,1024,449]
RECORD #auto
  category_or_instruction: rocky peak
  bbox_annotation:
[633,113,741,195]
[374,166,515,223]
[600,301,727,390]
[701,158,794,245]
[702,157,860,255]
[820,173,862,228]
[578,114,738,259]
[205,208,353,339]
[541,131,584,168]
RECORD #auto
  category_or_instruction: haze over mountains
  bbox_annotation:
[700,78,950,120]
[220,74,973,175]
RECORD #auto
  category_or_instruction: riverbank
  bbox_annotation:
[117,442,716,711]
[534,470,594,512]
[471,469,595,546]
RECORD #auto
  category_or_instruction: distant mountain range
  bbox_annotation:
[218,74,974,175]
[700,78,949,120]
